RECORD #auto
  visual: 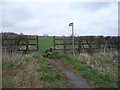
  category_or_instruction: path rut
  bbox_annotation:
[46,58,94,88]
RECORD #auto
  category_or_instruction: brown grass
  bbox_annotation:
[78,51,118,80]
[2,52,41,88]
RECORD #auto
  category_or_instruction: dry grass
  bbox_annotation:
[49,51,118,87]
[78,51,118,80]
[2,51,63,88]
[2,52,40,88]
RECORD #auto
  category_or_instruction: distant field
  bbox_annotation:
[38,36,53,53]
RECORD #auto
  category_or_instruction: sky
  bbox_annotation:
[0,1,118,36]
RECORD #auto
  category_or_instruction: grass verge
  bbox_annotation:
[49,52,118,88]
[32,52,62,88]
[2,52,62,88]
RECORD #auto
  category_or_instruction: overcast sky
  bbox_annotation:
[1,1,118,36]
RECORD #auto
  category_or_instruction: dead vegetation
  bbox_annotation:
[78,51,118,81]
[2,51,63,88]
[2,52,40,88]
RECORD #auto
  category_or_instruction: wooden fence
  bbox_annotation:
[2,34,38,53]
[53,36,120,54]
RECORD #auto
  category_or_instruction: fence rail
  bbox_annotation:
[2,34,39,53]
[53,36,120,54]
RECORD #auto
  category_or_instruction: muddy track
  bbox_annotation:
[46,58,94,88]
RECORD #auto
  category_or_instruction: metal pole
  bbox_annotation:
[72,23,75,55]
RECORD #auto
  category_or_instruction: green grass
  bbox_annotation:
[38,36,53,53]
[2,36,63,88]
[49,53,118,88]
[34,36,118,88]
[37,36,106,55]
[32,52,62,88]
[2,51,62,88]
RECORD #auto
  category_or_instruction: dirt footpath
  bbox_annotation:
[46,58,94,88]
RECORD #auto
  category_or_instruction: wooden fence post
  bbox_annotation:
[26,40,29,53]
[53,36,55,48]
[63,37,66,54]
[78,36,81,54]
[89,36,93,54]
[36,36,38,51]
[53,36,55,52]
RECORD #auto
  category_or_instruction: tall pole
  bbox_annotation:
[72,22,75,55]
